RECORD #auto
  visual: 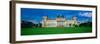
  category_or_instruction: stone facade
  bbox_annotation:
[42,15,79,27]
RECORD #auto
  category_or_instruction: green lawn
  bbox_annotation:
[21,27,92,36]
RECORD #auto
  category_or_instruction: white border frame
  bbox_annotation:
[15,3,96,41]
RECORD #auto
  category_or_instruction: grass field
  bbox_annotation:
[21,27,92,36]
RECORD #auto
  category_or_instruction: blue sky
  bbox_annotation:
[21,8,92,23]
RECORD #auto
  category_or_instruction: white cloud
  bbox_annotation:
[79,12,92,17]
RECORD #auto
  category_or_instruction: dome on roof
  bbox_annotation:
[57,14,64,18]
[72,16,77,20]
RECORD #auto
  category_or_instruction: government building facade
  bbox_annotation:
[42,15,79,27]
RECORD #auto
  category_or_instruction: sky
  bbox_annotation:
[21,8,92,24]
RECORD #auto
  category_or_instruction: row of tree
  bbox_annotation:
[79,22,92,27]
[21,21,42,28]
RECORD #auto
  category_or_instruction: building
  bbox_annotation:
[42,15,79,27]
